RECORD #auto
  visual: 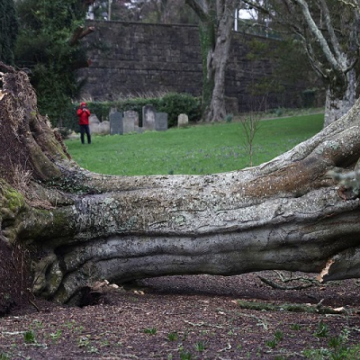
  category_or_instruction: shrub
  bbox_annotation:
[114,93,201,127]
[86,101,114,122]
[158,92,201,127]
[67,93,201,131]
[15,0,88,128]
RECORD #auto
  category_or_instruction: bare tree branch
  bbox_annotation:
[185,0,209,22]
[69,26,95,46]
[293,0,341,73]
[318,0,343,63]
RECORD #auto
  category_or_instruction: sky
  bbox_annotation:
[238,9,257,19]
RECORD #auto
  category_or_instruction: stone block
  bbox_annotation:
[110,111,123,135]
[178,113,189,127]
[155,112,168,131]
[143,105,156,131]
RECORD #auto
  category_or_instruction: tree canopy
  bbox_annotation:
[243,0,360,126]
[15,0,91,126]
[0,0,18,65]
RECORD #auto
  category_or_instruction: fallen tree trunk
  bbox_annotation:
[1,63,360,305]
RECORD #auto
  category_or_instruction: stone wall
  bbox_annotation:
[77,20,312,113]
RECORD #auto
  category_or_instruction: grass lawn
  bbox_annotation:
[65,113,324,176]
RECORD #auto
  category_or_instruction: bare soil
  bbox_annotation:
[1,271,360,360]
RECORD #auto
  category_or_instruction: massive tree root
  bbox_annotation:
[1,63,360,305]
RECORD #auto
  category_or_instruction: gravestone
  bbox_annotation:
[155,112,168,131]
[89,114,100,125]
[98,121,110,135]
[143,105,156,131]
[109,107,118,115]
[89,114,101,134]
[123,110,137,134]
[110,111,123,135]
[178,113,189,127]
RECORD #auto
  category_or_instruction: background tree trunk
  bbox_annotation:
[324,68,358,127]
[186,0,238,122]
[203,1,234,121]
[1,63,360,306]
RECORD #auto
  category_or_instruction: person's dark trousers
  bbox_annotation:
[80,125,91,144]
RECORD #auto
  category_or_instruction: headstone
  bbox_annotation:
[143,105,156,131]
[89,123,98,134]
[68,131,79,140]
[90,123,99,134]
[178,113,189,127]
[109,107,118,115]
[98,121,110,135]
[89,114,101,134]
[89,114,100,125]
[155,112,168,131]
[110,111,123,135]
[123,110,137,134]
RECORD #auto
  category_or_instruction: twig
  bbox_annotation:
[274,270,320,284]
[28,299,40,312]
[217,343,232,352]
[117,354,139,358]
[258,275,314,290]
[236,299,355,315]
[183,320,224,329]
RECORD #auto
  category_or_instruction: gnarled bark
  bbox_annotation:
[1,63,360,305]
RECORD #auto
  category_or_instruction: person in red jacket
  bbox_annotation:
[77,102,91,144]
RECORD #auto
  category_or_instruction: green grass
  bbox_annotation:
[65,113,324,176]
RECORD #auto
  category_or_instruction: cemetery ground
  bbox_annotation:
[65,112,324,176]
[1,271,360,359]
